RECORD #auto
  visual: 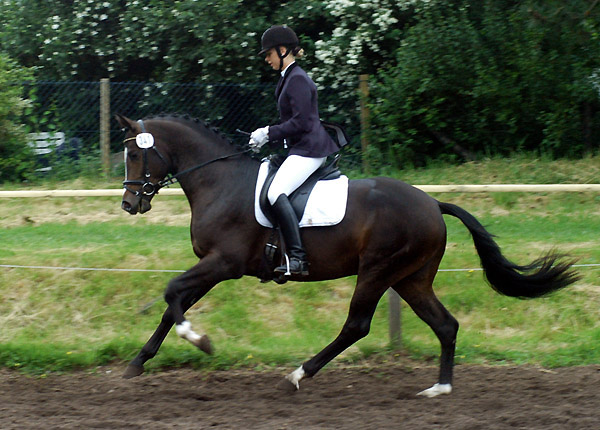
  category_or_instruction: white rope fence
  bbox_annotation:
[0,264,186,273]
[0,189,182,197]
[1,263,599,273]
[4,262,597,336]
[1,184,600,198]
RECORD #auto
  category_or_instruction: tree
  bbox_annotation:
[0,0,335,83]
[311,0,426,88]
[2,0,598,169]
[368,1,600,167]
[0,54,35,181]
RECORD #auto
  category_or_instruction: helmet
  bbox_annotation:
[259,25,299,55]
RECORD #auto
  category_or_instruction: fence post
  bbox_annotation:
[358,74,371,175]
[388,288,402,348]
[100,78,111,175]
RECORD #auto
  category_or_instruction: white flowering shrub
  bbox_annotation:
[311,0,434,89]
[0,0,334,83]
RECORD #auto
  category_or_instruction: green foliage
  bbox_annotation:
[0,54,35,182]
[0,0,334,83]
[369,1,600,167]
[1,0,600,173]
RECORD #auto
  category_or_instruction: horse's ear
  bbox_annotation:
[115,114,137,132]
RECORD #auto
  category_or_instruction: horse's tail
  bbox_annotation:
[438,201,580,298]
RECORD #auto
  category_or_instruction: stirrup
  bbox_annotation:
[274,255,309,277]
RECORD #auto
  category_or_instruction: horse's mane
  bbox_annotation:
[143,113,239,149]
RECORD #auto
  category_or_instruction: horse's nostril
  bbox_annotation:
[121,201,132,212]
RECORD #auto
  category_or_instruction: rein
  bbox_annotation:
[122,124,252,198]
[157,148,253,189]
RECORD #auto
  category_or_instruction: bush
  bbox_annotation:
[368,2,600,168]
[0,54,35,182]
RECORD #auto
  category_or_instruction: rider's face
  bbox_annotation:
[264,47,280,70]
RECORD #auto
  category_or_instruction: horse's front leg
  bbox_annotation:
[165,254,237,346]
[124,254,237,378]
[123,291,202,379]
[278,277,387,391]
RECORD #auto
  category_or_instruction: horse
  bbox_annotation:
[116,113,578,398]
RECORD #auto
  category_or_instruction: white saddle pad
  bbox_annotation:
[254,161,349,228]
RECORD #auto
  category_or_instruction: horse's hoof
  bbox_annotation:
[194,334,213,355]
[122,364,144,379]
[276,377,299,393]
[417,383,452,398]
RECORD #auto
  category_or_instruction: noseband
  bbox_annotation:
[122,119,252,198]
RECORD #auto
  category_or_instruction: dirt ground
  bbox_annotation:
[1,363,599,430]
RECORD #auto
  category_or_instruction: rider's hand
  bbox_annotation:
[248,138,262,153]
[250,126,269,147]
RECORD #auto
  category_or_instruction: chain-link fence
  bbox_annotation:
[22,80,363,170]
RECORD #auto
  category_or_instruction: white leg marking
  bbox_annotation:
[417,383,453,398]
[285,366,306,390]
[175,320,202,344]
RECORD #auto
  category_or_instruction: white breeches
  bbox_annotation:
[267,155,326,205]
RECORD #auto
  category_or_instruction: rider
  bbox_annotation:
[250,24,340,277]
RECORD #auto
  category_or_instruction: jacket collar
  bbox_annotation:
[280,61,296,77]
[275,62,299,101]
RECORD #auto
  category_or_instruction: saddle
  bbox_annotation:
[257,154,342,284]
[258,153,342,226]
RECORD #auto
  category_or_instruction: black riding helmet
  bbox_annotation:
[259,25,299,71]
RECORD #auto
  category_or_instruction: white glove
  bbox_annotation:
[249,126,269,152]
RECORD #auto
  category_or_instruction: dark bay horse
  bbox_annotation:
[116,114,578,397]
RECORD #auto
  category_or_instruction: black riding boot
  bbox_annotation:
[272,194,309,276]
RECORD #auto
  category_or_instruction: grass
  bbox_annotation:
[365,153,600,185]
[0,154,599,374]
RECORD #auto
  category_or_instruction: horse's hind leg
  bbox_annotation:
[279,277,389,391]
[393,266,459,397]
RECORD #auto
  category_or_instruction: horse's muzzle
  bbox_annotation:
[121,196,152,215]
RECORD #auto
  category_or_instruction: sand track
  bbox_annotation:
[2,364,599,429]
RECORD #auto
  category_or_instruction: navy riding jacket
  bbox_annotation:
[268,63,339,158]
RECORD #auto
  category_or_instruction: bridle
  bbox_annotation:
[122,120,170,198]
[122,120,252,198]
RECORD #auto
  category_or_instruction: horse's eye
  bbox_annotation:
[128,151,139,161]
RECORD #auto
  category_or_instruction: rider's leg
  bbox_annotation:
[268,155,325,276]
[271,194,308,275]
[267,155,327,205]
